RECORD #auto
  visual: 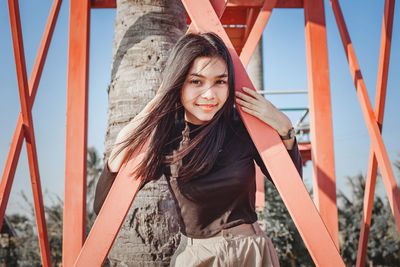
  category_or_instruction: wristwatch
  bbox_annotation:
[279,127,295,140]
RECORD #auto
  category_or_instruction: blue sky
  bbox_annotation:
[1,1,399,215]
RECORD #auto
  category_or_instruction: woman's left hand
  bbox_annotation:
[235,86,295,149]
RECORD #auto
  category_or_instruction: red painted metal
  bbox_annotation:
[7,0,55,266]
[0,0,61,231]
[228,0,303,8]
[239,0,277,209]
[91,0,116,8]
[356,0,395,266]
[304,0,338,248]
[89,0,303,9]
[73,147,146,266]
[62,0,91,266]
[3,0,395,266]
[181,1,344,265]
[243,8,258,42]
[74,1,345,265]
[331,0,400,232]
[240,0,276,65]
[74,1,227,265]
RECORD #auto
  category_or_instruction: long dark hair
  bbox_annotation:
[112,32,236,183]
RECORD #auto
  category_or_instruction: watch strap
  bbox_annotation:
[279,127,295,140]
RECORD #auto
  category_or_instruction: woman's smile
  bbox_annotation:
[180,56,229,125]
[196,103,218,111]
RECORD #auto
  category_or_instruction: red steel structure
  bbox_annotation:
[1,0,398,266]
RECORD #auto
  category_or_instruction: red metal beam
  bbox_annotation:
[221,7,250,24]
[74,0,228,265]
[89,0,304,9]
[91,0,116,8]
[243,7,258,43]
[240,0,276,65]
[356,0,395,266]
[7,0,52,266]
[62,0,90,266]
[181,0,344,265]
[304,0,338,248]
[0,0,61,231]
[330,0,400,231]
[227,0,303,8]
[75,1,344,265]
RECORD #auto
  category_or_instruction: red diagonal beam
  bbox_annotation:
[73,1,227,265]
[0,0,61,231]
[7,0,52,266]
[240,0,276,65]
[228,0,303,8]
[356,0,396,266]
[89,0,304,9]
[304,0,338,248]
[90,0,116,8]
[62,0,91,266]
[242,7,258,46]
[75,1,344,266]
[183,1,344,265]
[240,0,277,210]
[74,0,270,263]
[330,0,400,231]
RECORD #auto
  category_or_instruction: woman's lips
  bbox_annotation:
[196,104,217,111]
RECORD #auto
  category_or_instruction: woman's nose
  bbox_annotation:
[200,86,216,99]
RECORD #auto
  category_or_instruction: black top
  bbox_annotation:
[93,119,303,238]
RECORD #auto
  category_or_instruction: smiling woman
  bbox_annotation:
[180,56,229,125]
[93,32,303,267]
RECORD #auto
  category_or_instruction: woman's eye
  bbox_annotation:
[216,80,227,85]
[190,80,201,85]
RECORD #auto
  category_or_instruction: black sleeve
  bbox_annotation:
[93,160,164,215]
[93,161,118,215]
[253,137,303,185]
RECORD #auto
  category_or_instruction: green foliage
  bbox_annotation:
[338,174,400,266]
[0,146,103,266]
[6,213,41,266]
[262,179,314,267]
[1,149,399,266]
[262,172,399,267]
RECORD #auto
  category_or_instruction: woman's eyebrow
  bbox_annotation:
[190,73,228,78]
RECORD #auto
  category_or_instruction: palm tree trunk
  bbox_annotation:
[105,0,186,265]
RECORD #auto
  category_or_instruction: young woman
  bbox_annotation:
[94,32,302,267]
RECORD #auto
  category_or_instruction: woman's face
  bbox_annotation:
[180,56,229,125]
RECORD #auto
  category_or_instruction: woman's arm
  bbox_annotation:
[93,93,162,215]
[253,137,303,185]
[108,93,162,172]
[235,86,303,182]
[93,161,118,215]
[235,86,295,149]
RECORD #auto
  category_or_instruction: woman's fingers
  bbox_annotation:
[242,86,264,101]
[240,105,261,117]
[235,90,254,102]
[235,88,265,111]
[236,98,255,109]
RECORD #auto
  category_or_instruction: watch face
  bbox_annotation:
[289,128,295,138]
[280,127,295,140]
